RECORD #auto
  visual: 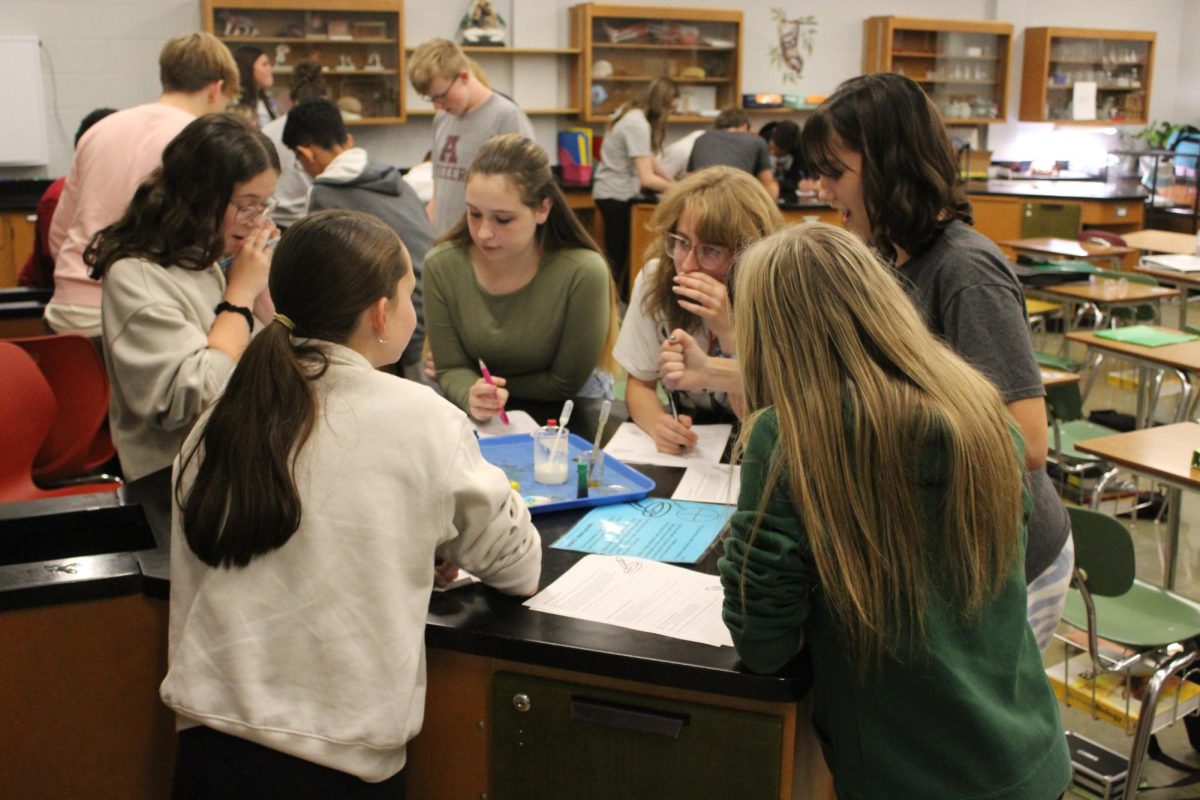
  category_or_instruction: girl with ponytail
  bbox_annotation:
[163,208,541,795]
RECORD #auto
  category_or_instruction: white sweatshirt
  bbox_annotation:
[160,343,541,781]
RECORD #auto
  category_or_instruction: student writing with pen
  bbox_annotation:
[614,167,782,454]
[423,134,618,422]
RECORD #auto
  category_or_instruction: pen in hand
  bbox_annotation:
[478,358,510,425]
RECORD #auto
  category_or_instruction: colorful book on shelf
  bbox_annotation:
[1046,652,1200,732]
[1142,254,1200,273]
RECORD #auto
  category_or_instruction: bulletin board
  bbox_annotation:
[0,37,49,166]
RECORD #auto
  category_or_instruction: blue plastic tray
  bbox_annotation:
[478,432,655,515]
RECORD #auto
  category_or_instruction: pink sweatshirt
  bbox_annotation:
[48,102,195,308]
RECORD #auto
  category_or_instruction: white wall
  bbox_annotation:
[1,0,1196,179]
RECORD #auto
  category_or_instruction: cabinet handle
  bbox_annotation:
[569,696,689,739]
[512,693,531,713]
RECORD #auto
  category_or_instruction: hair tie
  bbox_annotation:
[273,313,296,331]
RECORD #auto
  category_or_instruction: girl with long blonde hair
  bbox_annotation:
[614,166,782,453]
[720,224,1070,800]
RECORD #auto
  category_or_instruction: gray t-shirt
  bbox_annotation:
[899,220,1071,581]
[593,108,651,201]
[431,92,535,236]
[687,129,771,177]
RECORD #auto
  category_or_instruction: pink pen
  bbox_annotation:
[477,358,510,425]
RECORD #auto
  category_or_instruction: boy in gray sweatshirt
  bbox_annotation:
[283,99,433,369]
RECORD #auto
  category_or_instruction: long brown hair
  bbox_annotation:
[85,114,279,279]
[441,133,619,370]
[611,76,677,153]
[733,223,1023,673]
[642,166,784,337]
[178,210,410,568]
[801,73,973,262]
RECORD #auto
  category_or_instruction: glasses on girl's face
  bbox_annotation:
[665,233,732,271]
[229,197,278,225]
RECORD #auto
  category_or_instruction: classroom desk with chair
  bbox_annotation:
[0,400,827,800]
[1123,229,1199,255]
[1066,328,1200,428]
[1075,422,1200,590]
[1000,237,1135,269]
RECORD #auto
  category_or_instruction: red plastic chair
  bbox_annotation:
[0,342,119,503]
[1080,230,1128,248]
[8,334,116,484]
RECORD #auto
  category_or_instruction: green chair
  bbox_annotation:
[1044,381,1121,506]
[1056,506,1200,800]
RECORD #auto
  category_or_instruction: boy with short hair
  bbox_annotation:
[688,109,778,199]
[46,32,239,337]
[283,99,433,370]
[407,38,535,235]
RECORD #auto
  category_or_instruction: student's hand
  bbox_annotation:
[468,376,508,422]
[433,558,461,589]
[654,413,697,455]
[672,272,733,349]
[225,221,277,306]
[659,329,712,392]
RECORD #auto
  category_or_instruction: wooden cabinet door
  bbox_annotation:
[492,670,784,800]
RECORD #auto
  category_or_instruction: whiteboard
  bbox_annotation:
[0,36,49,166]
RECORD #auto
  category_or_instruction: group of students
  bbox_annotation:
[31,24,1073,797]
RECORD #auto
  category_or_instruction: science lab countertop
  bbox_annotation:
[963,179,1150,202]
[0,404,812,704]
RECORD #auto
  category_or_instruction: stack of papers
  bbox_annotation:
[1142,254,1200,273]
[524,554,733,647]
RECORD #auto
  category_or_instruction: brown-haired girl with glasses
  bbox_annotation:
[85,113,279,480]
[614,166,783,454]
[162,209,540,797]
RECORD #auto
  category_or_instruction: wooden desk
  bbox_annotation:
[1041,368,1080,389]
[1036,281,1177,358]
[1066,328,1200,428]
[1000,237,1134,269]
[1123,229,1198,255]
[1076,422,1200,589]
[1134,264,1200,328]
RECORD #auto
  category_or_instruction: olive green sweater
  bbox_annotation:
[423,242,610,413]
[719,410,1071,800]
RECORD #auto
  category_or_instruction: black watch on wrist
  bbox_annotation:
[214,301,254,331]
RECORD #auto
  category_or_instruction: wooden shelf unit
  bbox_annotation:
[571,4,743,123]
[201,0,405,124]
[1020,27,1155,124]
[863,16,1013,125]
[403,44,581,121]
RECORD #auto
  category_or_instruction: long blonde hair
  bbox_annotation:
[733,224,1024,672]
[611,76,677,153]
[643,166,784,337]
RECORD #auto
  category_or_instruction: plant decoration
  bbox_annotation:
[768,9,818,83]
[1134,120,1182,150]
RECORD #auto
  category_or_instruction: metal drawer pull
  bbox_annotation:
[569,696,689,738]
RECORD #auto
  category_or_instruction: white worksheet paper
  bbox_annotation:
[524,554,733,647]
[671,464,741,505]
[475,410,540,437]
[602,422,731,468]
